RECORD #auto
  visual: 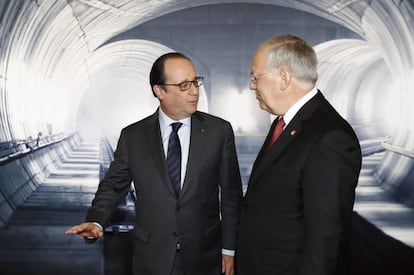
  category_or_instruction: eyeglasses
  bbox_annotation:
[250,72,273,84]
[159,76,204,91]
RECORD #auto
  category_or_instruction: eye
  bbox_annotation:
[180,81,192,90]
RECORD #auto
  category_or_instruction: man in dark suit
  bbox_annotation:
[236,35,362,275]
[67,52,242,275]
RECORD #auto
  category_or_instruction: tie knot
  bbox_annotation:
[276,117,285,128]
[171,122,182,133]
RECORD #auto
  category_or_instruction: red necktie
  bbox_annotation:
[266,117,285,151]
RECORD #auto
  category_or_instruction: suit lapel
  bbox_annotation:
[248,120,303,186]
[144,110,177,197]
[248,91,324,188]
[180,112,206,198]
[249,117,279,175]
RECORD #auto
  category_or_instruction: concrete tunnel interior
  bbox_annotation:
[0,0,414,274]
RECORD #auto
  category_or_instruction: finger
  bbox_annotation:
[91,228,104,239]
[65,226,82,235]
[225,266,234,275]
[66,223,88,235]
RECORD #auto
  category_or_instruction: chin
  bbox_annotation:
[258,102,267,110]
[186,107,197,115]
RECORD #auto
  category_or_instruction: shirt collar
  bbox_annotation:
[283,87,318,126]
[158,107,191,131]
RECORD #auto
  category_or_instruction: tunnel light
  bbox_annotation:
[218,87,259,133]
[6,60,73,138]
[76,39,209,140]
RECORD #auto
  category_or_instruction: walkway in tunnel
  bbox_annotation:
[0,138,413,274]
[351,150,414,274]
[354,151,414,247]
[0,139,103,275]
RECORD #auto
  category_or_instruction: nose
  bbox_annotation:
[189,84,199,96]
[249,80,256,90]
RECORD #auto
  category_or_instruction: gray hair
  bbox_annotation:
[265,34,318,85]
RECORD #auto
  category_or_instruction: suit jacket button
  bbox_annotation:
[173,232,178,237]
[176,204,181,211]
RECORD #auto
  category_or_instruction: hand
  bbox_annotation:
[222,254,234,275]
[66,222,103,239]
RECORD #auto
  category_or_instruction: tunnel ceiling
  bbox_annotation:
[0,0,414,136]
[1,0,413,138]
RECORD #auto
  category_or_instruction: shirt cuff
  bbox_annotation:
[222,249,235,256]
[92,222,103,231]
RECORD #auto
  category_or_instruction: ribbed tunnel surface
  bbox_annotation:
[0,137,103,275]
[1,0,414,274]
[356,152,414,247]
[1,142,414,274]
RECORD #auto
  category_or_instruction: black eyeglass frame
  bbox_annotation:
[159,76,204,91]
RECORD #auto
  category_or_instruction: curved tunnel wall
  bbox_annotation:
[1,1,414,223]
[315,38,394,139]
[358,1,414,205]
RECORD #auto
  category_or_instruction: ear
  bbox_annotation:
[153,85,165,99]
[279,69,292,91]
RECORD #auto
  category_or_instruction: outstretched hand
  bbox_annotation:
[66,222,103,239]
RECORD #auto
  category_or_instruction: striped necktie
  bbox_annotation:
[167,122,182,198]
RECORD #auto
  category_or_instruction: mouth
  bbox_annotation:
[189,99,198,105]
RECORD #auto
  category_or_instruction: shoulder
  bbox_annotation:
[301,104,360,155]
[121,112,158,135]
[193,111,231,127]
[301,93,356,137]
[315,102,358,139]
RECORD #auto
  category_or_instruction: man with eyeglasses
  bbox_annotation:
[236,35,362,275]
[67,52,242,275]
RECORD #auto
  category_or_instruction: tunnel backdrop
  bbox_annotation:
[0,0,414,274]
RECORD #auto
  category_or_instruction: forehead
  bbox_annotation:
[164,57,196,81]
[251,46,269,72]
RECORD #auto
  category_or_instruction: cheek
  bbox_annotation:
[169,91,185,103]
[258,86,269,98]
[263,84,276,98]
[173,94,188,109]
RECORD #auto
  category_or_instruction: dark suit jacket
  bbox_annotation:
[236,91,362,275]
[86,110,242,275]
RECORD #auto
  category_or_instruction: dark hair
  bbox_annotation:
[149,52,191,97]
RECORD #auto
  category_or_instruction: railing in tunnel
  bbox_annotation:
[360,138,387,157]
[382,136,414,159]
[360,136,414,159]
[99,136,115,181]
[0,132,82,226]
[0,132,72,165]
